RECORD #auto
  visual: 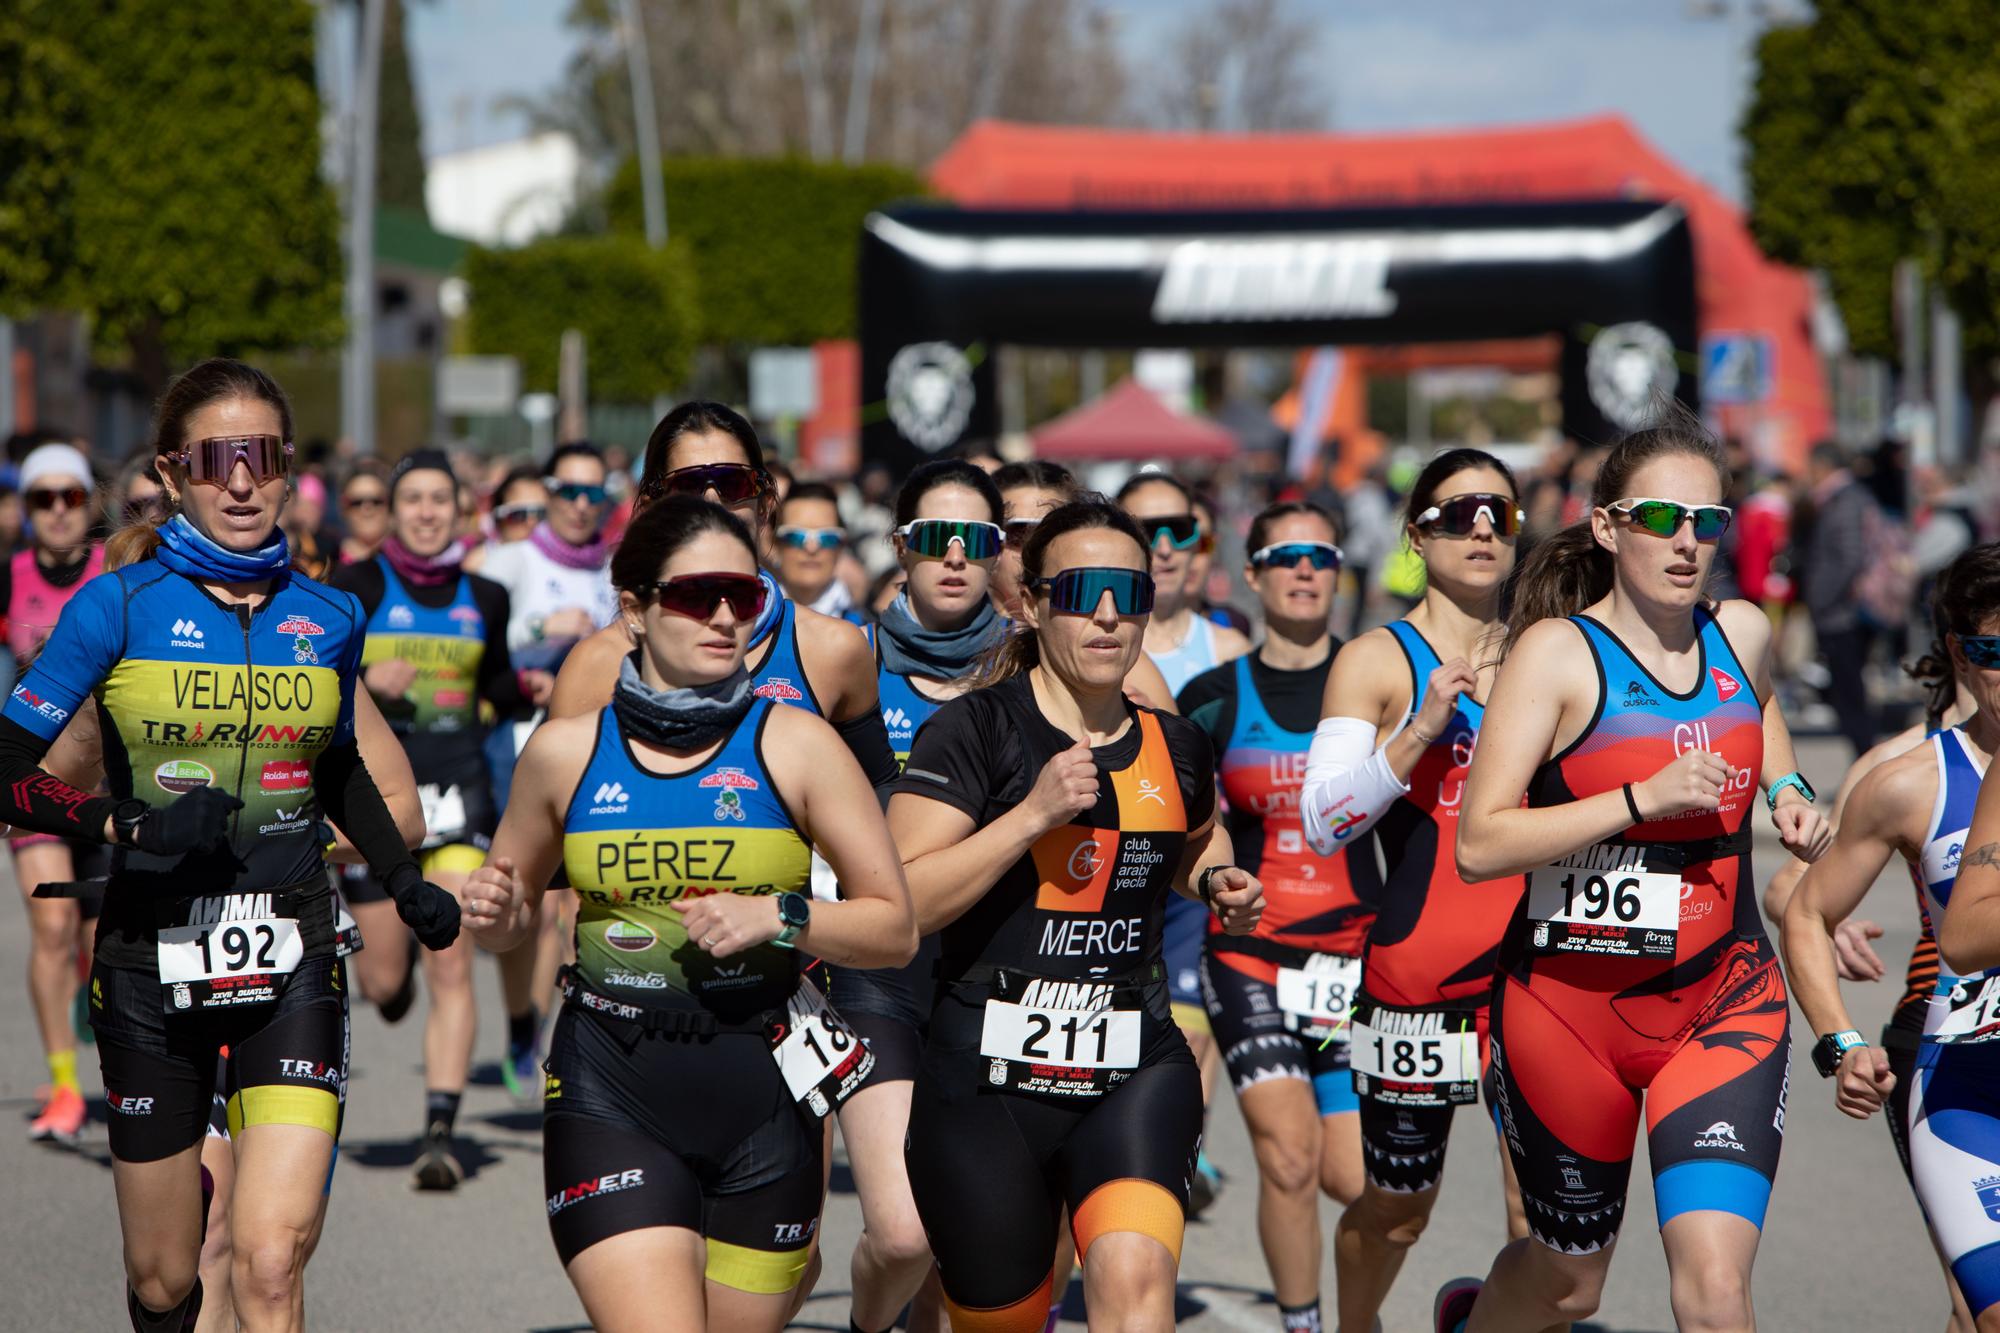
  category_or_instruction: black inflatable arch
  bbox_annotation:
[858,200,1698,473]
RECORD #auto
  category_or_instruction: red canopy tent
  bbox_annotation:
[931,116,1827,470]
[1032,378,1237,462]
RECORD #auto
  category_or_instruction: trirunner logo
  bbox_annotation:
[547,1169,645,1217]
[171,619,205,649]
[589,782,629,814]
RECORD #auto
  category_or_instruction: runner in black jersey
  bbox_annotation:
[836,459,1007,1333]
[0,360,458,1332]
[330,449,541,1190]
[1450,422,1829,1333]
[1179,499,1378,1333]
[890,498,1264,1332]
[460,496,915,1333]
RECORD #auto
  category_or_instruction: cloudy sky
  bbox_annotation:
[405,0,1788,202]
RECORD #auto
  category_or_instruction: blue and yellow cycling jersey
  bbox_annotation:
[3,562,365,964]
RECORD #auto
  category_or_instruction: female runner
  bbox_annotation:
[839,457,1008,1333]
[0,358,457,1332]
[1300,449,1529,1333]
[1181,499,1379,1333]
[1450,419,1829,1332]
[460,495,915,1332]
[889,497,1263,1331]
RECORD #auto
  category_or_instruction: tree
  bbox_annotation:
[1149,0,1328,132]
[1742,1,2000,362]
[0,3,87,314]
[43,0,342,384]
[377,0,431,221]
[465,235,699,400]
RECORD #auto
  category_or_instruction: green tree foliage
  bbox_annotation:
[1742,2,2000,361]
[464,235,698,401]
[604,157,925,346]
[377,0,431,221]
[29,0,342,377]
[0,5,87,314]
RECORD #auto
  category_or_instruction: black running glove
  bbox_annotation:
[132,787,244,857]
[383,861,461,951]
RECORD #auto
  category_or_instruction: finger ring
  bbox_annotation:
[703,933,716,947]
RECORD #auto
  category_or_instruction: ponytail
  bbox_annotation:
[103,519,164,571]
[967,623,1040,689]
[1502,522,1613,651]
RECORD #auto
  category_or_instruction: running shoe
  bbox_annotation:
[1187,1152,1224,1219]
[1433,1277,1481,1333]
[29,1084,85,1146]
[501,1034,542,1106]
[411,1122,463,1192]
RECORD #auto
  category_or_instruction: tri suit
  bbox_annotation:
[895,674,1216,1331]
[1181,650,1380,1117]
[1491,609,1788,1253]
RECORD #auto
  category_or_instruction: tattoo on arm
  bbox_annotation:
[1966,842,2000,870]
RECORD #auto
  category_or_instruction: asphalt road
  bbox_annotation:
[0,736,1950,1331]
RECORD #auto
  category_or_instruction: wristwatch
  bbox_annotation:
[1196,866,1223,909]
[1811,1029,1867,1077]
[772,892,811,949]
[109,798,150,848]
[1766,771,1816,812]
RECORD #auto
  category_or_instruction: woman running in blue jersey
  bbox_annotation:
[1179,499,1378,1333]
[0,358,458,1333]
[838,457,1007,1333]
[460,496,915,1333]
[1789,544,2000,1333]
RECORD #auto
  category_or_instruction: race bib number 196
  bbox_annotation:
[1526,842,1680,959]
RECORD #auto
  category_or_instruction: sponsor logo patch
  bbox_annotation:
[261,760,312,792]
[276,617,325,637]
[153,759,214,795]
[1710,667,1741,702]
[604,921,656,953]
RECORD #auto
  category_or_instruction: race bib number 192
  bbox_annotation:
[157,913,303,1013]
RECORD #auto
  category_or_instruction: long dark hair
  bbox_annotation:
[1908,543,2000,729]
[973,497,1148,689]
[106,358,295,569]
[1503,417,1728,651]
[610,494,758,597]
[993,459,1079,502]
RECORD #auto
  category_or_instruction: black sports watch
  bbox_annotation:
[109,798,150,848]
[1196,866,1223,909]
[773,892,811,949]
[1811,1029,1867,1078]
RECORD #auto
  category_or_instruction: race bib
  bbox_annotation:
[1526,842,1681,958]
[1276,952,1363,1042]
[979,982,1142,1099]
[418,783,468,849]
[1935,974,2000,1045]
[334,903,364,959]
[157,910,303,1013]
[1348,1000,1481,1107]
[769,982,873,1118]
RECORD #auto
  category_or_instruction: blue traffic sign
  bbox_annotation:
[1701,332,1774,406]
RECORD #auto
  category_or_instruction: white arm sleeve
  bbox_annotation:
[1301,715,1411,855]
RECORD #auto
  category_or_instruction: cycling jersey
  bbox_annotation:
[543,698,838,1292]
[1904,726,2000,1315]
[894,674,1215,1330]
[2,562,364,971]
[1182,649,1379,1117]
[1354,620,1520,1190]
[1493,609,1787,1254]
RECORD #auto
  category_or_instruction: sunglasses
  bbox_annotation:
[1606,498,1734,542]
[1003,517,1040,549]
[1414,493,1524,537]
[1957,635,2000,670]
[658,464,769,507]
[344,493,386,511]
[26,487,90,513]
[493,502,546,525]
[1032,566,1156,617]
[123,495,166,523]
[896,519,1003,562]
[777,525,846,552]
[647,572,769,623]
[552,482,608,506]
[1139,514,1202,551]
[167,435,292,488]
[1250,540,1343,572]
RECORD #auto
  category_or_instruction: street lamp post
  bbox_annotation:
[343,0,385,455]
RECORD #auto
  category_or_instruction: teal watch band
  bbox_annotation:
[1766,771,1815,812]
